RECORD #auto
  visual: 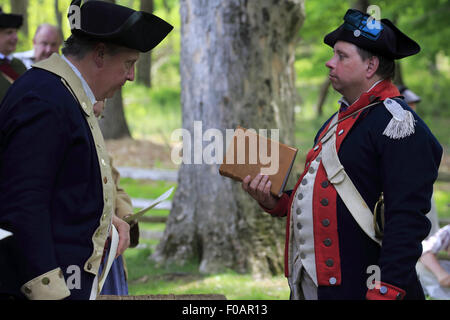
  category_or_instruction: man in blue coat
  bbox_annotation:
[0,0,172,300]
[242,9,443,300]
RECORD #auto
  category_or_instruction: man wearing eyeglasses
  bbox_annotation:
[242,9,442,300]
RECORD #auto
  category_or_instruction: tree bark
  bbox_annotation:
[54,0,63,32]
[151,0,305,276]
[316,78,331,116]
[393,61,405,87]
[136,0,154,87]
[98,89,131,139]
[353,0,370,12]
[10,0,29,38]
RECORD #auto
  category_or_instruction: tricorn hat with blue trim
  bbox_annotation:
[0,7,23,29]
[67,0,173,52]
[324,9,420,60]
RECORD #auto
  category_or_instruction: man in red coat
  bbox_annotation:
[242,9,442,300]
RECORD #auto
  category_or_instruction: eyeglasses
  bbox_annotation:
[343,9,383,41]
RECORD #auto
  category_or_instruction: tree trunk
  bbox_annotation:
[136,0,154,87]
[10,0,29,38]
[98,89,131,139]
[316,78,331,116]
[393,61,405,87]
[353,0,370,12]
[151,0,305,276]
[54,0,63,32]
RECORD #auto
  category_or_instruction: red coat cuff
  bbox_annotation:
[259,193,289,217]
[366,281,406,300]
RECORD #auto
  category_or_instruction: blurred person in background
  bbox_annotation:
[14,24,63,69]
[0,7,26,99]
[417,224,450,299]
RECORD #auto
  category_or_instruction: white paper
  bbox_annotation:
[124,187,174,223]
[0,228,12,241]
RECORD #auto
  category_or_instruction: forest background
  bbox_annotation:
[1,0,449,299]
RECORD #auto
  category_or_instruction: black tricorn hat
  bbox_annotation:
[67,0,173,53]
[324,9,420,60]
[0,7,23,29]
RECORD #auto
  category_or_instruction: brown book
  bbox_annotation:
[219,126,298,197]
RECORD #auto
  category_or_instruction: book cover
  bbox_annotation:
[219,126,298,197]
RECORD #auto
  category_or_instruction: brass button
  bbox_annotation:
[103,177,108,184]
[42,277,50,285]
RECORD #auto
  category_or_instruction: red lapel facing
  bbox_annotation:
[339,79,400,118]
[0,61,21,82]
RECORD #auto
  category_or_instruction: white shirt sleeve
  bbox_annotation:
[422,224,450,254]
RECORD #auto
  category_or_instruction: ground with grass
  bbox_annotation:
[124,248,290,300]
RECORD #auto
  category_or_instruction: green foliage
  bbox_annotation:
[3,0,447,131]
[434,183,450,220]
[122,83,181,141]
